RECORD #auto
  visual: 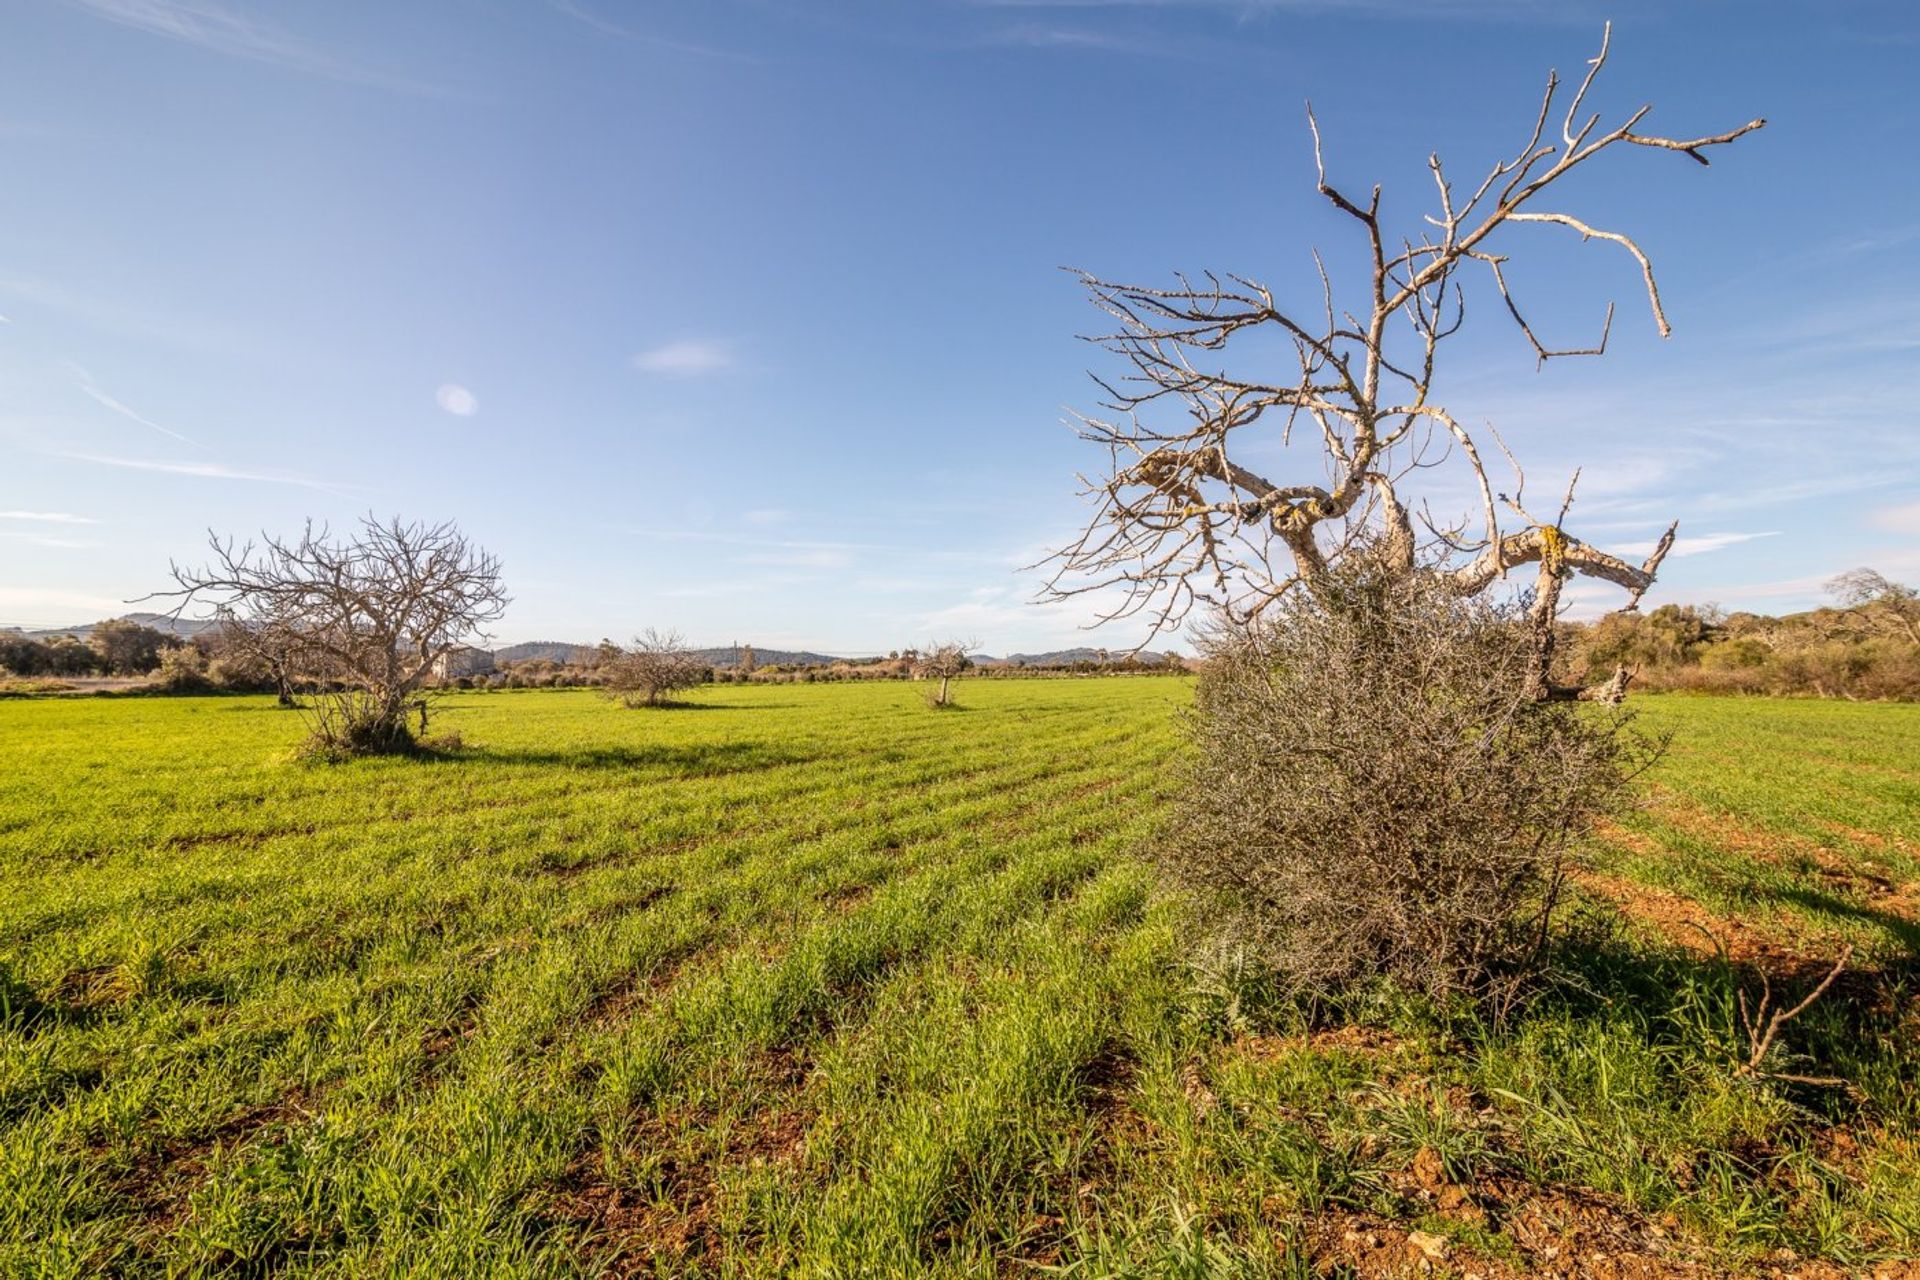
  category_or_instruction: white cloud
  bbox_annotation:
[436,383,479,416]
[742,508,790,526]
[633,340,732,376]
[0,511,97,524]
[1872,501,1920,536]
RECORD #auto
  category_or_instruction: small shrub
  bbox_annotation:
[1164,556,1659,1009]
[151,645,212,693]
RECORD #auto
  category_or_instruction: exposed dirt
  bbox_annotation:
[114,1088,319,1256]
[1300,1173,1909,1280]
[544,1049,815,1276]
[579,956,690,1029]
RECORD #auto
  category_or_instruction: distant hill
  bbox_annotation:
[19,612,218,642]
[491,641,857,668]
[978,648,1179,668]
[495,641,592,664]
[7,619,1176,673]
[692,646,853,669]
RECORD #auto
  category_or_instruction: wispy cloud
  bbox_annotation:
[53,450,344,493]
[1,531,93,550]
[632,339,733,376]
[740,547,854,570]
[605,523,877,554]
[0,275,272,354]
[546,0,764,62]
[72,368,207,448]
[0,586,134,624]
[1617,530,1780,559]
[63,0,437,93]
[967,0,1561,16]
[983,22,1177,53]
[0,511,97,524]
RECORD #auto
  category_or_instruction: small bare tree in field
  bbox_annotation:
[915,639,978,708]
[1045,25,1762,702]
[599,629,708,707]
[157,517,508,755]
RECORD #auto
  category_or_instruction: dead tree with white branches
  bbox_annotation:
[1043,25,1762,701]
[156,516,509,754]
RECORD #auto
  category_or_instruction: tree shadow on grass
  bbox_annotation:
[1527,921,1918,1109]
[1759,883,1920,959]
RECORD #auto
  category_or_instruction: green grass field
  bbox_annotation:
[2,683,1916,1278]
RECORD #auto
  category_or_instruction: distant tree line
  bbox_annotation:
[1558,569,1920,701]
[0,619,185,680]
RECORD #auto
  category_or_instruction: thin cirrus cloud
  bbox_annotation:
[1617,530,1780,559]
[61,0,438,94]
[0,511,97,524]
[73,370,207,449]
[53,450,345,494]
[632,340,733,376]
[545,0,764,62]
[1,531,93,550]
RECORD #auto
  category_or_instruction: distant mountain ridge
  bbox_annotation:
[14,612,216,642]
[976,648,1179,667]
[494,641,591,664]
[11,618,1173,671]
[494,641,855,668]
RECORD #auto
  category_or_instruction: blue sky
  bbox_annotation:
[1,0,1915,652]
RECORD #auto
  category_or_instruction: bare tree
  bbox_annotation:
[1043,25,1762,701]
[599,628,709,707]
[1826,569,1920,645]
[156,516,508,754]
[914,638,978,708]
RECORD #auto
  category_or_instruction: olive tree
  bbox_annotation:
[89,619,177,676]
[1044,25,1762,702]
[157,516,508,754]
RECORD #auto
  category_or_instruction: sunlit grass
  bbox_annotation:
[2,684,1915,1276]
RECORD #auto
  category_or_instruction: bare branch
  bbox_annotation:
[1041,26,1759,673]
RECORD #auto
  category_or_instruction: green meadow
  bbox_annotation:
[2,683,1916,1277]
